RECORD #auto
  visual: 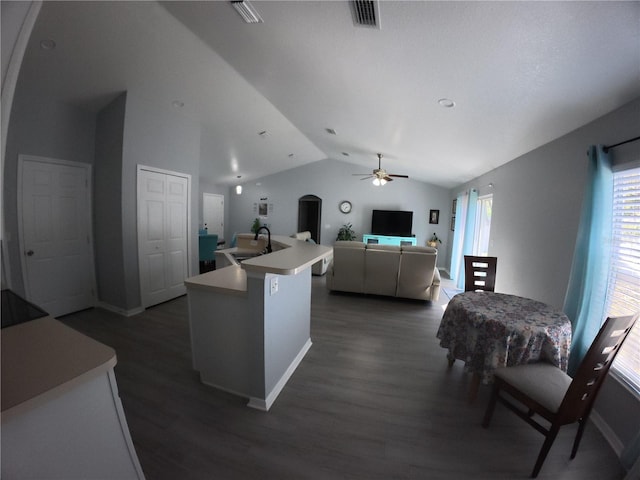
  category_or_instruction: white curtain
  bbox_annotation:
[449,189,478,289]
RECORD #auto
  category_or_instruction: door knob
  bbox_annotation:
[26,250,34,256]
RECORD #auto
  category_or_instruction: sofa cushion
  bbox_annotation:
[396,250,438,300]
[327,241,366,293]
[364,246,401,296]
[401,245,437,254]
[335,241,366,249]
[366,244,401,252]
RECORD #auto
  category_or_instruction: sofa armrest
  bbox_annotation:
[432,267,441,285]
[429,268,441,301]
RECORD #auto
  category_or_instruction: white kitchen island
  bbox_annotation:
[1,316,145,479]
[184,235,332,411]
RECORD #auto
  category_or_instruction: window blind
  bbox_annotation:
[607,166,640,394]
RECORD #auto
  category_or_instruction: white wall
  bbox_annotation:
[227,158,451,266]
[94,93,127,309]
[1,1,34,89]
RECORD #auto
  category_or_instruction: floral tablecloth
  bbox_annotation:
[437,292,572,384]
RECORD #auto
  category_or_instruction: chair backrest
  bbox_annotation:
[558,313,639,424]
[464,255,497,292]
[198,234,218,262]
[292,231,311,241]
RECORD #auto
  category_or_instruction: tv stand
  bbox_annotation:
[363,234,417,247]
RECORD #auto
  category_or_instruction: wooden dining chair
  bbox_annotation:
[482,313,639,478]
[464,255,497,292]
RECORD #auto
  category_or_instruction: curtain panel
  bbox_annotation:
[563,145,613,375]
[450,189,478,290]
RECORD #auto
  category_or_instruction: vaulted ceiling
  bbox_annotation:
[16,1,640,188]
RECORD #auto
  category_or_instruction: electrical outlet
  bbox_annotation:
[270,277,278,296]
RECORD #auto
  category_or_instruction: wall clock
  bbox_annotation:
[339,200,352,214]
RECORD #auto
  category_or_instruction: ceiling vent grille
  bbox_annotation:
[351,0,380,28]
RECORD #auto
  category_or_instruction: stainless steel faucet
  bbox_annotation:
[254,226,272,253]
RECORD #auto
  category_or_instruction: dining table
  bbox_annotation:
[437,291,572,401]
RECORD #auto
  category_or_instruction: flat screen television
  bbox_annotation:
[371,210,413,237]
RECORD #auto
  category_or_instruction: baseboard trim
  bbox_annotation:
[200,379,250,404]
[96,301,144,318]
[248,338,313,412]
[591,409,624,457]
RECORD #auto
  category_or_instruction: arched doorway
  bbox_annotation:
[298,195,322,243]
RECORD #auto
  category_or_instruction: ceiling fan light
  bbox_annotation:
[372,178,381,186]
[380,178,387,185]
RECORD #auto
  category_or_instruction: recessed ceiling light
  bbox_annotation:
[172,100,184,108]
[438,98,456,108]
[40,39,56,50]
[342,152,350,156]
[288,153,294,158]
[325,128,337,135]
[258,130,270,138]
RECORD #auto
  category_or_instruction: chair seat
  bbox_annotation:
[494,363,572,413]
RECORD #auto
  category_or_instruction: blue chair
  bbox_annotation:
[199,233,218,273]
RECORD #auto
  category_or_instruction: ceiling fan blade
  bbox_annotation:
[353,154,406,183]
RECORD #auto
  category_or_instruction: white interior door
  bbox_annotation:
[203,193,224,241]
[19,156,95,317]
[137,167,190,308]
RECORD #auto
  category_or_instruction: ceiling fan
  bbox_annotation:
[353,153,409,186]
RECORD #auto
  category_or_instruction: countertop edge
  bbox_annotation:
[1,317,117,417]
[186,236,332,292]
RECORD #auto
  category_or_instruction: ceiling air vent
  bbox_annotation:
[351,0,380,29]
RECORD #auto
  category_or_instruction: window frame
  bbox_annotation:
[606,164,640,396]
[472,194,493,256]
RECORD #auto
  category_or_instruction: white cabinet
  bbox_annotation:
[1,317,145,479]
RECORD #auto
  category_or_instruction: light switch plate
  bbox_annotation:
[270,277,278,295]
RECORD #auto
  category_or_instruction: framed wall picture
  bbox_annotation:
[452,198,457,215]
[451,216,456,231]
[429,209,439,224]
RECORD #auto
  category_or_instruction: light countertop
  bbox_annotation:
[185,235,332,293]
[1,316,116,418]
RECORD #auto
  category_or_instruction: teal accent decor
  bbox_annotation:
[563,145,613,375]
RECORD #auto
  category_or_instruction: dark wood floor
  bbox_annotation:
[60,276,625,480]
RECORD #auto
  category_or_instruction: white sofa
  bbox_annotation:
[291,231,331,276]
[326,241,441,301]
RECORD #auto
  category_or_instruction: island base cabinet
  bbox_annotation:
[1,370,145,479]
[187,268,314,411]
